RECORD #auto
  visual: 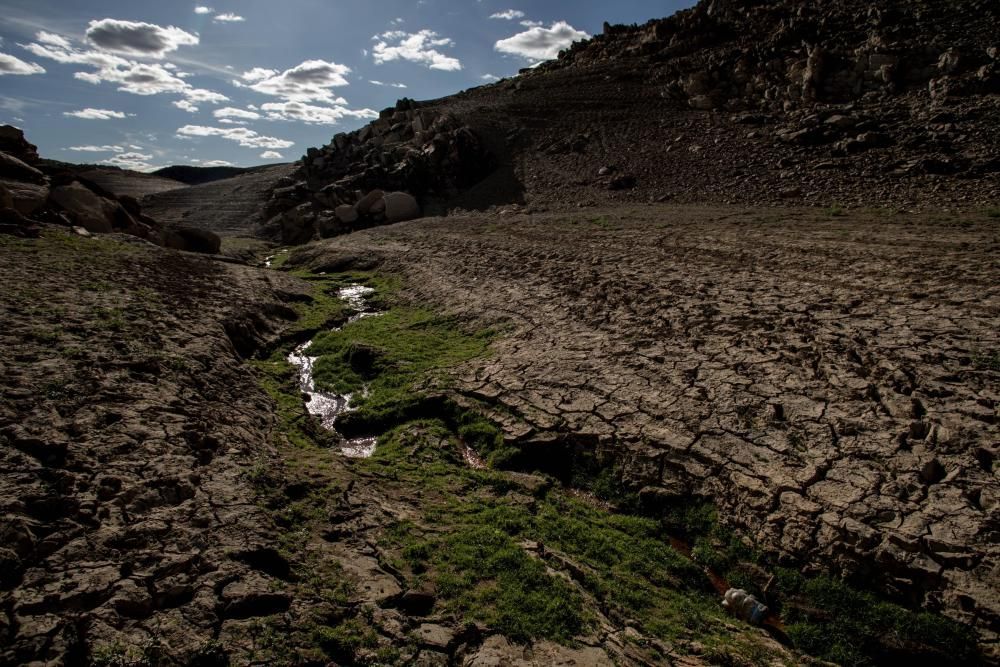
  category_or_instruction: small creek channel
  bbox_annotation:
[287,284,381,458]
[281,279,785,635]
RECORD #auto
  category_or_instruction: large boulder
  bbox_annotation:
[0,152,44,184]
[0,180,48,216]
[275,203,317,245]
[335,204,359,224]
[162,226,221,254]
[355,189,385,216]
[382,191,420,223]
[49,182,116,233]
[0,125,39,163]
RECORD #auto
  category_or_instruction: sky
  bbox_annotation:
[0,0,694,171]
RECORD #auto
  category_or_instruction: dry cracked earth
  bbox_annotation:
[2,204,999,666]
[294,205,1000,652]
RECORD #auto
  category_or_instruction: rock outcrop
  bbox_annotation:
[0,125,220,254]
[255,101,492,244]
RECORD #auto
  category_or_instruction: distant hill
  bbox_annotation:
[152,164,285,186]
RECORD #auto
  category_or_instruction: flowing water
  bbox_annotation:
[287,284,380,457]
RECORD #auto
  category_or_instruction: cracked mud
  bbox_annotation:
[293,204,1000,652]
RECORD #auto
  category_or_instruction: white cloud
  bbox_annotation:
[214,106,261,120]
[36,31,72,49]
[194,6,213,14]
[202,159,234,167]
[85,18,199,58]
[372,30,462,71]
[261,101,377,125]
[494,21,588,61]
[241,67,277,82]
[520,20,543,27]
[480,73,500,82]
[23,32,228,103]
[0,52,45,75]
[176,124,295,149]
[213,13,245,23]
[260,150,283,159]
[185,88,229,103]
[218,118,248,125]
[369,80,407,88]
[100,151,156,171]
[490,9,525,20]
[173,99,199,112]
[68,145,124,152]
[238,60,351,102]
[64,108,127,120]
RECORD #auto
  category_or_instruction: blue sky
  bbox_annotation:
[0,0,693,171]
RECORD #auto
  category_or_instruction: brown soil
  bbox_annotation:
[291,204,1000,652]
[0,230,307,664]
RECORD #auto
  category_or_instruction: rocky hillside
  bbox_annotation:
[256,0,999,244]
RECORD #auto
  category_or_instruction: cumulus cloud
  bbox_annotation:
[494,21,589,61]
[22,31,228,104]
[176,124,294,149]
[194,6,213,14]
[68,145,124,152]
[261,101,377,125]
[237,60,351,102]
[490,9,525,20]
[36,31,72,49]
[213,13,245,23]
[173,99,199,112]
[520,20,543,27]
[100,151,156,171]
[214,106,261,120]
[185,88,229,103]
[63,108,127,120]
[372,30,462,71]
[480,73,500,82]
[202,159,234,166]
[85,18,199,58]
[369,80,407,88]
[0,52,45,75]
[241,67,277,82]
[260,150,283,159]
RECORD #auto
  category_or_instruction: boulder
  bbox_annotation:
[382,191,420,223]
[275,203,317,245]
[0,152,44,184]
[335,204,359,224]
[317,213,346,238]
[355,189,385,215]
[49,182,116,233]
[1,180,48,216]
[162,226,222,254]
[0,125,39,163]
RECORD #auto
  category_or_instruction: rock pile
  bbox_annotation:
[0,125,220,253]
[256,99,493,245]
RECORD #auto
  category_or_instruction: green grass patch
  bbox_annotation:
[824,205,846,217]
[308,307,493,429]
[370,423,763,652]
[985,207,1000,219]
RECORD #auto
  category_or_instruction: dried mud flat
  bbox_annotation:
[296,205,1000,651]
[2,205,999,666]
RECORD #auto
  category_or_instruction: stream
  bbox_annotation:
[287,284,381,458]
